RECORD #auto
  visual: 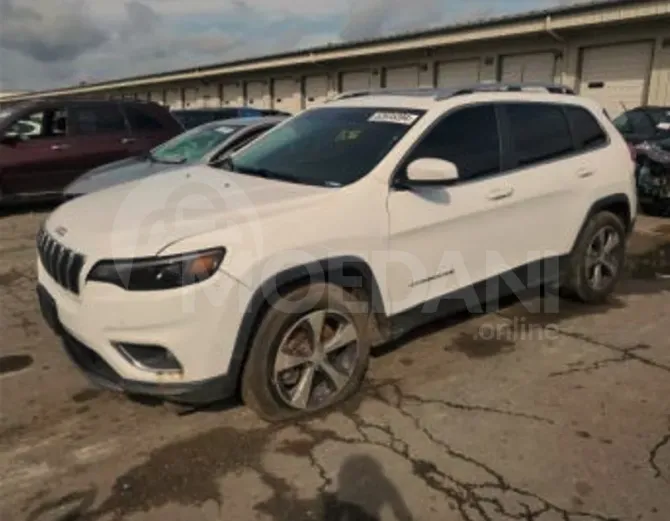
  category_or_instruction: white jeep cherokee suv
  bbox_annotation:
[36,84,637,421]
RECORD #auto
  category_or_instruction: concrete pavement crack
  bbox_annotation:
[371,383,620,521]
[649,433,670,480]
[397,390,555,425]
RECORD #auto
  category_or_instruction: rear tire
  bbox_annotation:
[560,211,626,304]
[241,283,371,422]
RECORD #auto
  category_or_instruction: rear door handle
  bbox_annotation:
[50,144,70,151]
[487,186,514,200]
[577,169,594,178]
[120,137,136,144]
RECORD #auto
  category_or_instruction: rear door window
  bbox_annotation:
[124,106,164,131]
[564,105,608,150]
[503,103,575,167]
[70,104,127,135]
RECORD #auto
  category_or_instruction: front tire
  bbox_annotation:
[560,211,627,303]
[241,283,371,422]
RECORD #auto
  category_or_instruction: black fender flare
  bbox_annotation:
[571,193,633,252]
[226,255,386,388]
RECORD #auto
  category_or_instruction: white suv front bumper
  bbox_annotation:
[36,257,251,404]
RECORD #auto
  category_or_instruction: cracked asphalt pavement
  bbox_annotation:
[1,206,669,521]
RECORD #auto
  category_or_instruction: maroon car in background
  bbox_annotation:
[0,99,183,203]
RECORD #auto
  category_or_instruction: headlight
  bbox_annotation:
[87,247,226,291]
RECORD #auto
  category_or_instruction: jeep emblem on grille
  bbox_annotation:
[54,226,68,237]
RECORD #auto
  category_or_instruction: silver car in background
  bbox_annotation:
[63,115,287,199]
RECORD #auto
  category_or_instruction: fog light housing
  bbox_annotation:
[113,343,183,373]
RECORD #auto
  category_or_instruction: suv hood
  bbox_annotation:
[63,156,186,197]
[46,164,331,259]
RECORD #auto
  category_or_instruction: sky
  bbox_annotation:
[0,0,591,91]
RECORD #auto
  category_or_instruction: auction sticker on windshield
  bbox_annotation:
[368,112,419,125]
[215,126,235,134]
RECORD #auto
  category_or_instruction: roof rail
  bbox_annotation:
[444,82,575,98]
[326,82,575,103]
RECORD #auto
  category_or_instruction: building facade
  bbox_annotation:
[3,0,670,118]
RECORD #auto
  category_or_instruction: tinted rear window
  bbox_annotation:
[564,105,607,150]
[504,103,574,166]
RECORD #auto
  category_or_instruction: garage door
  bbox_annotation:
[183,87,201,108]
[436,59,480,88]
[149,91,164,105]
[273,78,301,113]
[341,71,372,92]
[222,83,243,106]
[165,88,182,109]
[501,52,556,83]
[245,81,270,108]
[304,75,330,108]
[579,42,653,118]
[385,66,420,89]
[200,85,220,107]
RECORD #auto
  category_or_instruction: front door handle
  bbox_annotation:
[120,137,136,144]
[50,144,70,151]
[577,169,594,178]
[487,187,514,200]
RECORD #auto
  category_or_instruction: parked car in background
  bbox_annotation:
[633,137,670,216]
[63,116,286,198]
[612,105,670,145]
[0,99,182,204]
[172,107,292,129]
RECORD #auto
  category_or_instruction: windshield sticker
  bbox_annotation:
[658,122,670,130]
[368,112,419,125]
[335,129,362,141]
[215,126,235,134]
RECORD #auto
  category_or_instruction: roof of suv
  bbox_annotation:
[322,83,591,111]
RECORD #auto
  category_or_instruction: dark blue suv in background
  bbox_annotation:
[171,107,291,129]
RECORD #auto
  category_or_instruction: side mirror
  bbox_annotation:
[404,157,459,186]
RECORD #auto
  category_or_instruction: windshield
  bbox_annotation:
[224,106,425,187]
[150,123,240,163]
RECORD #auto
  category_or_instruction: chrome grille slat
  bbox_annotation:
[36,226,85,294]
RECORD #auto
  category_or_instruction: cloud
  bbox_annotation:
[0,0,594,92]
[0,0,108,62]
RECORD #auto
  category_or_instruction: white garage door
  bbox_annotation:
[436,59,480,89]
[183,87,201,108]
[149,91,164,105]
[385,66,420,89]
[304,75,330,108]
[222,83,243,106]
[579,42,653,118]
[501,52,556,83]
[273,78,301,113]
[165,88,182,109]
[341,71,372,92]
[200,85,220,107]
[246,81,270,108]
